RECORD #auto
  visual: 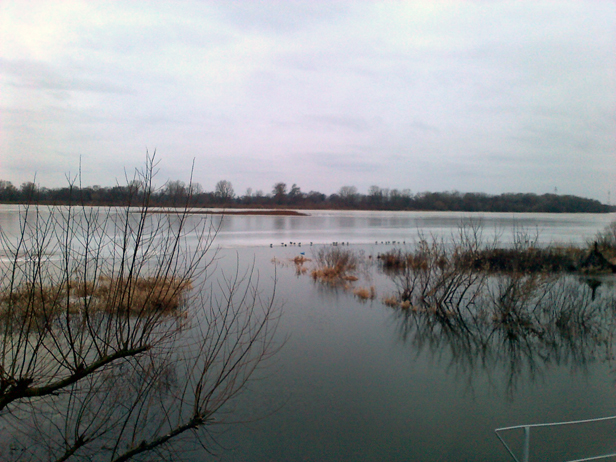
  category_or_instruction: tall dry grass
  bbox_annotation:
[0,155,280,462]
[353,286,376,301]
[593,221,616,261]
[311,246,358,284]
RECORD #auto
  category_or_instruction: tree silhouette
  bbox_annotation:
[0,155,279,461]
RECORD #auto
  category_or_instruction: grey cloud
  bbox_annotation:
[274,47,424,81]
[77,21,235,56]
[300,115,372,133]
[306,152,380,174]
[408,121,441,134]
[1,106,107,126]
[0,58,131,94]
[213,1,352,35]
[0,1,614,201]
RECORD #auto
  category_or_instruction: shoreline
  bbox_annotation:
[153,209,309,217]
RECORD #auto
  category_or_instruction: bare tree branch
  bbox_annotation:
[0,154,279,461]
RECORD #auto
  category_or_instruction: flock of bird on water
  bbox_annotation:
[270,241,406,247]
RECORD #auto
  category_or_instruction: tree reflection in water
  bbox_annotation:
[386,270,615,398]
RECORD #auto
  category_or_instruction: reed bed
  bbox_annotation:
[0,275,192,329]
[310,246,359,285]
[353,286,376,301]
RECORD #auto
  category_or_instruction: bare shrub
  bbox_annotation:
[469,246,582,273]
[311,246,358,284]
[380,233,486,319]
[0,155,279,461]
[511,223,541,251]
[593,221,616,260]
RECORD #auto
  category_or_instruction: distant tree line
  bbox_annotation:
[0,179,613,213]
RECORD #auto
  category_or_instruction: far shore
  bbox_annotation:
[152,209,309,217]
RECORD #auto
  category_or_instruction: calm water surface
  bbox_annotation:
[1,206,613,247]
[207,209,615,248]
[1,206,615,461]
[209,246,616,462]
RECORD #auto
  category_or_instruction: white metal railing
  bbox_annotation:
[495,415,616,462]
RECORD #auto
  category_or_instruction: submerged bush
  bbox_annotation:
[353,286,376,301]
[0,155,279,461]
[467,246,583,273]
[311,246,358,284]
[593,221,616,260]
[380,225,616,276]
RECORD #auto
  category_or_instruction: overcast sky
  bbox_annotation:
[1,1,614,201]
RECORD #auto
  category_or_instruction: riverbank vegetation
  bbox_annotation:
[1,178,613,213]
[299,221,615,316]
[0,275,191,332]
[311,246,359,284]
[0,157,279,461]
[379,221,616,277]
[292,222,616,395]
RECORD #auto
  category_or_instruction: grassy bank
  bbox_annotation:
[285,221,616,318]
[379,221,616,275]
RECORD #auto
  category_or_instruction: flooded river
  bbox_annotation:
[1,206,615,461]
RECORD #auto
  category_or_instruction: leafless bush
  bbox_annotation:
[311,246,358,284]
[593,221,616,259]
[0,155,279,461]
[379,229,486,319]
[511,223,541,251]
[387,268,615,396]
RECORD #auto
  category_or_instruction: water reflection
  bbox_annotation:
[1,206,612,252]
[273,216,285,230]
[387,274,615,397]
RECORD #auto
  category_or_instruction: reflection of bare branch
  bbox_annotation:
[397,274,614,396]
[0,155,279,461]
[380,222,616,398]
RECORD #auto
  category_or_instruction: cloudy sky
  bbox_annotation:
[0,1,614,201]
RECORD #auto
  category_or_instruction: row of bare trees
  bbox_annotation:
[1,177,612,212]
[0,156,279,461]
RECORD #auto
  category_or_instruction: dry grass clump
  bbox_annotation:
[0,276,192,328]
[381,296,414,311]
[292,255,311,265]
[311,267,335,282]
[311,246,358,284]
[102,276,192,314]
[353,286,376,301]
[0,283,74,329]
[382,296,399,307]
[291,255,311,276]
